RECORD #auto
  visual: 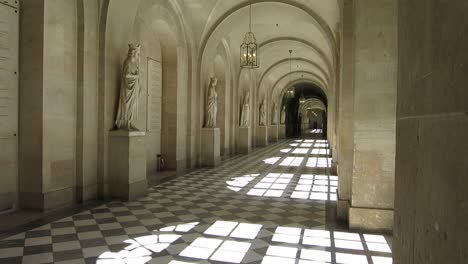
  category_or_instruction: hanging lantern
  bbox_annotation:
[299,89,306,104]
[240,2,259,68]
[286,49,295,98]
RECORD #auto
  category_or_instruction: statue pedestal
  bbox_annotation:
[256,126,268,147]
[279,125,286,139]
[109,130,147,201]
[238,127,251,154]
[201,128,220,167]
[269,125,279,142]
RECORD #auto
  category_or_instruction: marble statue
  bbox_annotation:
[240,90,250,127]
[272,103,278,125]
[259,98,266,126]
[116,44,141,130]
[280,105,286,124]
[204,77,218,128]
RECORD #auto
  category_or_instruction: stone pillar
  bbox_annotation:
[19,0,85,210]
[109,130,147,201]
[269,125,278,142]
[279,125,286,139]
[336,0,355,221]
[394,1,468,263]
[348,0,397,232]
[201,128,221,167]
[256,126,268,147]
[238,127,251,154]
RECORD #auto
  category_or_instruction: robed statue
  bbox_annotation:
[272,103,278,125]
[259,98,266,126]
[240,90,250,127]
[280,105,286,124]
[116,44,141,130]
[204,77,218,128]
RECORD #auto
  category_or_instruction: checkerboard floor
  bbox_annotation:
[0,139,393,264]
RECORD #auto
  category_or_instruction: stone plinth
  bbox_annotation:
[349,207,394,233]
[279,125,286,139]
[238,127,251,154]
[109,130,147,201]
[256,126,268,147]
[201,128,220,167]
[269,125,278,142]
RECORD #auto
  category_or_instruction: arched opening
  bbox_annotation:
[281,82,327,138]
[298,98,327,138]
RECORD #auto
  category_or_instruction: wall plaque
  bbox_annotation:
[0,3,18,138]
[146,58,162,132]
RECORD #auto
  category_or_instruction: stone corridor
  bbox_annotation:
[0,139,392,264]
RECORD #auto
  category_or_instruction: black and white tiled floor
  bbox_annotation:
[0,139,393,264]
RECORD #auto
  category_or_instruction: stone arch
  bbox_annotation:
[98,0,193,193]
[256,58,331,92]
[273,75,328,104]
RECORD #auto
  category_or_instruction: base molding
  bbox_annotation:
[349,206,394,233]
[256,126,268,147]
[111,179,148,201]
[76,183,98,203]
[19,187,75,211]
[238,127,252,154]
[337,197,350,221]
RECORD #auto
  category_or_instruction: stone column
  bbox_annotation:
[336,0,355,221]
[394,0,468,263]
[256,126,268,147]
[201,128,221,167]
[269,125,278,142]
[238,127,251,154]
[19,0,85,210]
[348,0,397,232]
[109,130,147,201]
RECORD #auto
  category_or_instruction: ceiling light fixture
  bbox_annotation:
[286,49,295,98]
[299,88,306,104]
[240,0,259,68]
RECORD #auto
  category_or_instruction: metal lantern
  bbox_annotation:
[286,49,295,98]
[286,87,295,98]
[299,90,306,104]
[240,32,259,68]
[240,2,259,68]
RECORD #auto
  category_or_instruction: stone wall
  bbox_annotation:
[0,0,19,212]
[349,0,397,232]
[394,0,468,262]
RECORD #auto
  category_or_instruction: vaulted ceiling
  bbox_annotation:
[192,0,340,101]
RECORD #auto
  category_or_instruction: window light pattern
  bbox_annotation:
[282,140,330,155]
[226,174,338,201]
[311,148,329,155]
[291,175,338,201]
[280,157,304,167]
[179,221,261,263]
[204,221,262,240]
[97,222,199,264]
[292,148,309,154]
[306,157,332,168]
[263,157,282,165]
[179,237,251,263]
[247,173,293,197]
[226,174,259,192]
[264,226,393,264]
[310,129,323,134]
[97,221,392,264]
